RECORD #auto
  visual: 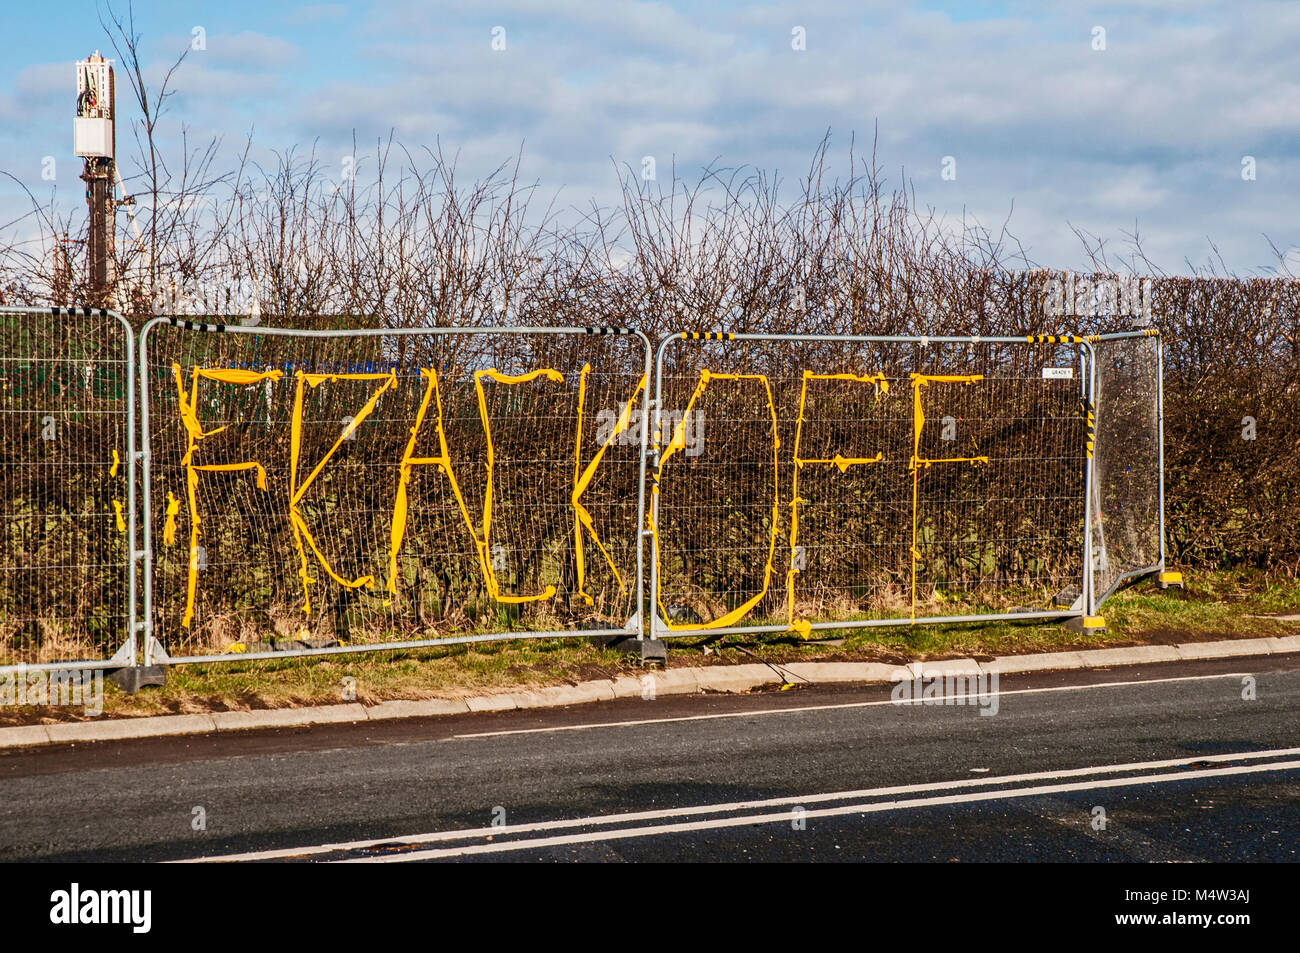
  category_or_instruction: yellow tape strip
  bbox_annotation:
[786,371,888,637]
[112,500,125,533]
[289,371,397,615]
[173,364,282,627]
[474,368,564,603]
[195,462,268,487]
[110,449,120,478]
[389,369,462,595]
[389,369,446,594]
[572,365,647,605]
[196,368,287,385]
[908,373,989,622]
[388,367,573,605]
[649,370,781,631]
[162,491,181,545]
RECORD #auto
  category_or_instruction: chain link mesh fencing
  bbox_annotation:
[0,311,1165,672]
[140,319,650,663]
[648,333,1098,636]
[1089,331,1164,602]
[0,307,136,671]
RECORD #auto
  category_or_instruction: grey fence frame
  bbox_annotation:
[0,306,139,674]
[137,317,654,667]
[644,330,1164,640]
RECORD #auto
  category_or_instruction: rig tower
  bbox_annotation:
[74,52,115,304]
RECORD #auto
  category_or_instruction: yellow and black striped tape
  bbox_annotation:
[682,331,735,341]
[1081,398,1096,459]
[1026,334,1087,344]
[1027,331,1158,342]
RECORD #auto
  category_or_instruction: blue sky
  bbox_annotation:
[2,0,1298,274]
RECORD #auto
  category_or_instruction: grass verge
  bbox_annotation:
[3,569,1297,725]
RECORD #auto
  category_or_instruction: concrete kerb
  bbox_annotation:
[463,693,520,713]
[363,698,471,720]
[979,651,1091,675]
[1060,644,1182,666]
[45,713,218,743]
[1174,638,1276,661]
[2,724,53,747]
[779,662,903,683]
[908,658,982,679]
[209,703,369,731]
[693,663,785,693]
[2,635,1297,749]
[516,682,617,708]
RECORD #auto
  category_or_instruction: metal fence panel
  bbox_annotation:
[1089,330,1165,605]
[139,319,651,663]
[648,332,1099,638]
[0,310,1163,675]
[0,307,136,671]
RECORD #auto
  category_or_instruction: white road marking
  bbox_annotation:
[187,745,1300,863]
[451,672,1250,739]
[344,759,1300,862]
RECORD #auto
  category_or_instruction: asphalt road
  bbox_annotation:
[2,655,1298,862]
